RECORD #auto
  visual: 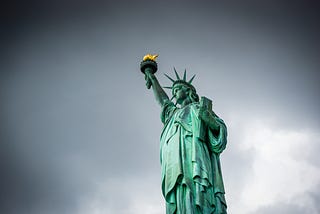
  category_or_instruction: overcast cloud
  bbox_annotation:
[1,0,320,213]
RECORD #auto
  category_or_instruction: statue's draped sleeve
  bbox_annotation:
[207,116,228,212]
[207,117,228,154]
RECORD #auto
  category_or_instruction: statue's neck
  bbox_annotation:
[180,98,192,108]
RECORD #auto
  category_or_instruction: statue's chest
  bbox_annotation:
[173,106,193,128]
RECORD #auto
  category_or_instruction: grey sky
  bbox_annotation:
[1,0,320,213]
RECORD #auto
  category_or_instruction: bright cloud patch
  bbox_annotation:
[238,120,320,213]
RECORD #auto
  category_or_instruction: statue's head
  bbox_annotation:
[164,68,199,104]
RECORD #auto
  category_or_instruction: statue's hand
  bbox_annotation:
[198,109,220,131]
[198,108,211,123]
[145,71,155,89]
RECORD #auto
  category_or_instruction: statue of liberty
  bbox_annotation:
[140,54,227,214]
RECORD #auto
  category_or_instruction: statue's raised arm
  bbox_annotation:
[140,54,169,106]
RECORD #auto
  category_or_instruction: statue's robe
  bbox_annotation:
[160,101,227,214]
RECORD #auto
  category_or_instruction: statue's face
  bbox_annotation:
[173,84,188,104]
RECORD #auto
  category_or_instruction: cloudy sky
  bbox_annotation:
[1,0,320,213]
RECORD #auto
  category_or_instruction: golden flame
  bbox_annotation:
[143,54,159,62]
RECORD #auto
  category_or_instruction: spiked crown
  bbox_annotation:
[164,68,196,96]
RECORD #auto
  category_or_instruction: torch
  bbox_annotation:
[140,54,158,89]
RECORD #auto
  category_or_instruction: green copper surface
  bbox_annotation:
[140,58,227,214]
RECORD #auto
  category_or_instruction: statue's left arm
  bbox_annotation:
[198,109,220,134]
[199,109,227,153]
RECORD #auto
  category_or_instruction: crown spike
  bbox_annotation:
[163,86,173,89]
[173,67,180,80]
[183,69,187,81]
[188,74,196,83]
[164,73,175,82]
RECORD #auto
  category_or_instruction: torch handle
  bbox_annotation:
[140,59,158,89]
[145,69,153,89]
